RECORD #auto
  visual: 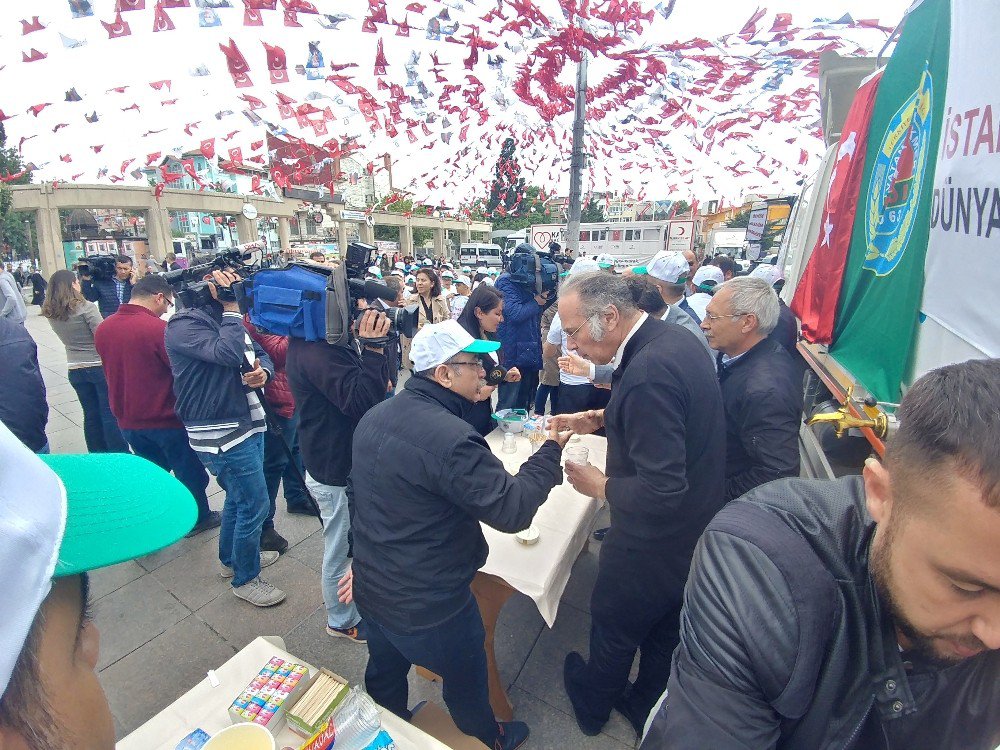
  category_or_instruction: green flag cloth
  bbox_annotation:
[830,0,951,404]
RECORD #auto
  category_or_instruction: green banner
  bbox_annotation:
[830,0,951,404]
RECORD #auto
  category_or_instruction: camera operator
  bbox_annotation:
[81,254,135,319]
[285,306,391,643]
[164,269,285,609]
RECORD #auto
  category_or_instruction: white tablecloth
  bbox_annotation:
[479,433,606,627]
[117,636,451,750]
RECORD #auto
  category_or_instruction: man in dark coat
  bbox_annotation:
[642,360,1000,749]
[351,319,572,750]
[0,318,48,452]
[82,254,134,318]
[701,276,803,501]
[551,271,726,739]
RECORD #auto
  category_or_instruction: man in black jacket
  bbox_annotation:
[351,319,572,750]
[0,318,48,452]
[642,360,1000,749]
[286,308,390,644]
[701,276,803,501]
[82,254,134,318]
[550,271,726,739]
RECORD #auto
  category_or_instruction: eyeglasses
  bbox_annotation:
[159,293,175,308]
[703,312,748,322]
[564,315,596,341]
[448,358,483,368]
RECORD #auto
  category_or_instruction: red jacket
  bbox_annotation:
[93,304,182,430]
[243,316,295,418]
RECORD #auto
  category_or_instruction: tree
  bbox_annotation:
[581,196,604,223]
[0,122,34,262]
[724,210,750,228]
[487,138,526,218]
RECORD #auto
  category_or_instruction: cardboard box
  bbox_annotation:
[410,702,489,750]
[227,657,309,734]
[284,668,351,739]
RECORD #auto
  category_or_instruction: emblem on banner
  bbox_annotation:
[864,66,933,277]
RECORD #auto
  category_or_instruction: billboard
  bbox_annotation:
[745,205,769,242]
[667,220,695,252]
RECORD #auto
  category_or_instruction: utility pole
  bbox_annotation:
[566,54,588,257]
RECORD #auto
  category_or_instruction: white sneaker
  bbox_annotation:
[219,550,280,579]
[232,576,286,607]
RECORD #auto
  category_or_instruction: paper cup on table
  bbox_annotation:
[516,525,540,545]
[202,723,276,750]
[564,446,589,466]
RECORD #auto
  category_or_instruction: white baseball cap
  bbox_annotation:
[455,275,472,287]
[645,251,690,284]
[693,265,725,291]
[390,269,404,277]
[441,270,455,279]
[569,258,601,277]
[476,266,488,274]
[366,266,382,278]
[422,258,434,266]
[0,422,196,699]
[596,253,616,269]
[461,266,473,274]
[394,261,406,270]
[749,263,783,288]
[410,320,500,371]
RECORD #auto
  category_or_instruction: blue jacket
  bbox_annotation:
[164,307,273,431]
[0,320,48,451]
[82,277,132,319]
[494,272,546,371]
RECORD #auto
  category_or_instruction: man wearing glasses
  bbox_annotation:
[701,275,803,502]
[550,271,726,740]
[95,273,221,536]
[349,320,574,750]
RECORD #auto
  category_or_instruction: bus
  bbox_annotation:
[525,220,695,267]
[459,243,503,269]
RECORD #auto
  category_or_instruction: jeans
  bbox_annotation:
[362,594,498,747]
[196,433,269,587]
[262,411,310,530]
[305,475,360,629]
[556,382,611,415]
[496,369,539,412]
[533,383,559,415]
[67,366,128,453]
[122,427,212,521]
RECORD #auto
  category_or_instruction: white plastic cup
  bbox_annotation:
[501,432,518,454]
[201,723,275,750]
[564,446,590,466]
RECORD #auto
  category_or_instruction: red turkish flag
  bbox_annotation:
[228,147,244,166]
[152,3,175,31]
[21,16,45,34]
[200,138,216,159]
[244,2,264,26]
[263,42,289,84]
[101,12,132,38]
[373,38,388,75]
[117,0,145,11]
[160,0,189,6]
[792,70,882,344]
[251,175,263,194]
[145,151,162,166]
[219,38,253,88]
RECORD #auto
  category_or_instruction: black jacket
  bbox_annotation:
[286,337,388,487]
[82,277,132,319]
[603,316,726,567]
[0,320,48,451]
[717,337,803,502]
[164,308,273,431]
[642,476,1000,749]
[351,376,563,631]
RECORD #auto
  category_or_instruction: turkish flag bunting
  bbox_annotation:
[792,70,882,344]
[117,0,145,11]
[200,138,216,159]
[153,3,175,31]
[219,38,253,88]
[263,42,289,84]
[228,147,244,166]
[102,12,132,38]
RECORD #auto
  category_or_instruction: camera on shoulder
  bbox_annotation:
[507,243,559,296]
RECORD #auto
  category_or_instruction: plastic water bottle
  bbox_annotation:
[331,686,381,750]
[502,431,517,454]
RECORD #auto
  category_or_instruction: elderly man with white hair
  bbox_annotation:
[701,275,803,502]
[550,270,726,739]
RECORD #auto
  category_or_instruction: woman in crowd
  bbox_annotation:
[413,267,450,332]
[41,270,128,453]
[456,284,521,436]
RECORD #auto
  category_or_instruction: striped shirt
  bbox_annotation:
[185,313,267,454]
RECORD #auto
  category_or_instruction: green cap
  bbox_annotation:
[41,453,198,577]
[632,266,648,275]
[462,339,501,355]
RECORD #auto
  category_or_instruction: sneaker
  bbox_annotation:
[186,510,222,538]
[232,576,286,607]
[326,619,369,644]
[219,550,280,579]
[494,721,529,750]
[259,527,289,554]
[285,502,316,517]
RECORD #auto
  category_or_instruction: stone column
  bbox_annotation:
[35,205,64,277]
[359,221,375,245]
[460,226,472,244]
[236,215,257,244]
[433,227,446,257]
[337,220,348,256]
[277,216,292,254]
[400,220,414,257]
[144,201,173,262]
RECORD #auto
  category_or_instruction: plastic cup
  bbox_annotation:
[564,446,589,466]
[501,432,518,454]
[202,723,275,750]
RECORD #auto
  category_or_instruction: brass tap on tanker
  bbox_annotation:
[807,385,889,440]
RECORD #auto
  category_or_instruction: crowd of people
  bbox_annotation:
[0,241,998,750]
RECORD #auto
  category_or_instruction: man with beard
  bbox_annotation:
[641,359,1000,749]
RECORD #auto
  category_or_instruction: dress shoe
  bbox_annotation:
[563,652,604,736]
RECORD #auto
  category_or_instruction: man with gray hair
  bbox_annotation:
[550,270,726,739]
[701,276,803,502]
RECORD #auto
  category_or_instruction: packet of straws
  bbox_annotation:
[285,668,351,738]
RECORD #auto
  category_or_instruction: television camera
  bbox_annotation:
[161,242,264,309]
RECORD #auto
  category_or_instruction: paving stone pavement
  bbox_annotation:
[23,307,634,749]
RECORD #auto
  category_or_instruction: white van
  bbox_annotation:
[459,243,503,268]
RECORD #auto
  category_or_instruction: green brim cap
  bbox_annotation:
[463,339,501,354]
[632,266,648,275]
[41,453,198,577]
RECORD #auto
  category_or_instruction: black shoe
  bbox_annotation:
[563,652,604,736]
[592,526,609,542]
[259,527,289,554]
[286,502,316,516]
[494,721,529,750]
[613,686,646,738]
[186,510,222,538]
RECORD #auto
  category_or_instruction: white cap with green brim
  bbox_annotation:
[409,320,500,372]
